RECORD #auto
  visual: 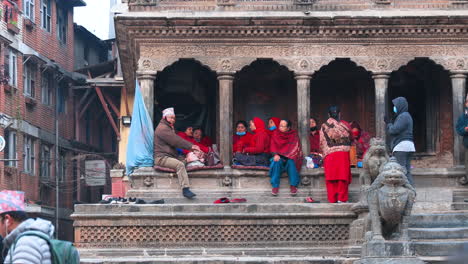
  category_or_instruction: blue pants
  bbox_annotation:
[269,158,300,188]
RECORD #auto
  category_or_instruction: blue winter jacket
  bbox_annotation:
[456,109,468,148]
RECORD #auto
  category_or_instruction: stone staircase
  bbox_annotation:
[409,211,468,264]
[75,203,468,264]
[451,190,468,210]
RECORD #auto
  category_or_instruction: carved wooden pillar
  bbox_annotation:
[451,72,467,165]
[137,71,157,123]
[373,73,390,141]
[295,73,312,158]
[218,72,235,168]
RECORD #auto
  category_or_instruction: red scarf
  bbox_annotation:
[270,129,303,171]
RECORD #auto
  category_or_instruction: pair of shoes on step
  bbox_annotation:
[213,197,247,204]
[98,197,127,204]
[272,186,298,196]
[183,187,197,199]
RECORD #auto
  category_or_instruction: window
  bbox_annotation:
[4,130,17,167]
[40,145,51,180]
[5,49,17,87]
[56,7,67,44]
[24,0,35,21]
[23,136,35,174]
[40,0,51,32]
[59,152,66,182]
[23,62,36,98]
[41,72,53,105]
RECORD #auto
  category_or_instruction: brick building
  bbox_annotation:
[0,0,118,240]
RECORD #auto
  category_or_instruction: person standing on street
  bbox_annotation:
[385,97,415,186]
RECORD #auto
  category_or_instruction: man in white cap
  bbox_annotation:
[0,190,54,263]
[154,107,200,198]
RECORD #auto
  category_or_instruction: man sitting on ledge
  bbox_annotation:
[154,107,201,199]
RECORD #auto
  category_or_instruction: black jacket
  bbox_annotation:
[387,97,414,151]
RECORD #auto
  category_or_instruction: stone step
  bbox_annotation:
[419,256,451,264]
[409,212,468,228]
[413,240,468,257]
[409,227,468,240]
[73,203,356,216]
[78,247,361,259]
[126,189,360,204]
[452,190,468,202]
[451,202,468,210]
[80,256,358,264]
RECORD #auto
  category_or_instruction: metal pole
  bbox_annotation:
[55,80,60,239]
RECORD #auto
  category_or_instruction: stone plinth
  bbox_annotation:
[356,240,425,264]
[72,203,359,261]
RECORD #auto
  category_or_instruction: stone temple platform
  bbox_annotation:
[72,167,468,263]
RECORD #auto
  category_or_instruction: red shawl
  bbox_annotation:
[177,132,209,154]
[270,129,303,171]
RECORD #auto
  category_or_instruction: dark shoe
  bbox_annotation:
[135,199,146,204]
[128,197,137,204]
[272,187,279,196]
[290,186,298,196]
[149,199,165,204]
[98,199,111,204]
[183,188,196,199]
[214,197,230,204]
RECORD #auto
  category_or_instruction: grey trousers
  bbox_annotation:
[393,151,414,186]
[155,156,190,189]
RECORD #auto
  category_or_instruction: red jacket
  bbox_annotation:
[177,132,209,153]
[310,131,320,153]
[244,117,270,154]
[233,132,253,153]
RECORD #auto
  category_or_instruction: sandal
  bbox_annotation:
[305,197,320,203]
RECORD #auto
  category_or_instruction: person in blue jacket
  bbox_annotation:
[385,97,415,186]
[456,95,468,177]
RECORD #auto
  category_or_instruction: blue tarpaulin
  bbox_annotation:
[126,80,154,175]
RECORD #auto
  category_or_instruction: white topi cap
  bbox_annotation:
[162,107,175,117]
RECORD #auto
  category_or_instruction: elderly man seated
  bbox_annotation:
[154,107,200,199]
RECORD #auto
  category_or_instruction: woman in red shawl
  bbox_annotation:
[269,120,303,196]
[233,120,253,153]
[350,121,371,160]
[233,117,271,166]
[320,106,352,203]
[177,125,209,154]
[267,117,281,136]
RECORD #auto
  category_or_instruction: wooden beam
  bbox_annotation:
[102,92,120,118]
[122,85,131,117]
[95,86,121,140]
[78,89,91,109]
[79,93,96,118]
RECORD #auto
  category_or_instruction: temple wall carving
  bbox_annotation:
[137,44,468,73]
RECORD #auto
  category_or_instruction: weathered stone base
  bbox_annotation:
[354,257,426,264]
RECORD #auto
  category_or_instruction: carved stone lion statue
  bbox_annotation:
[368,157,416,241]
[353,138,389,210]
